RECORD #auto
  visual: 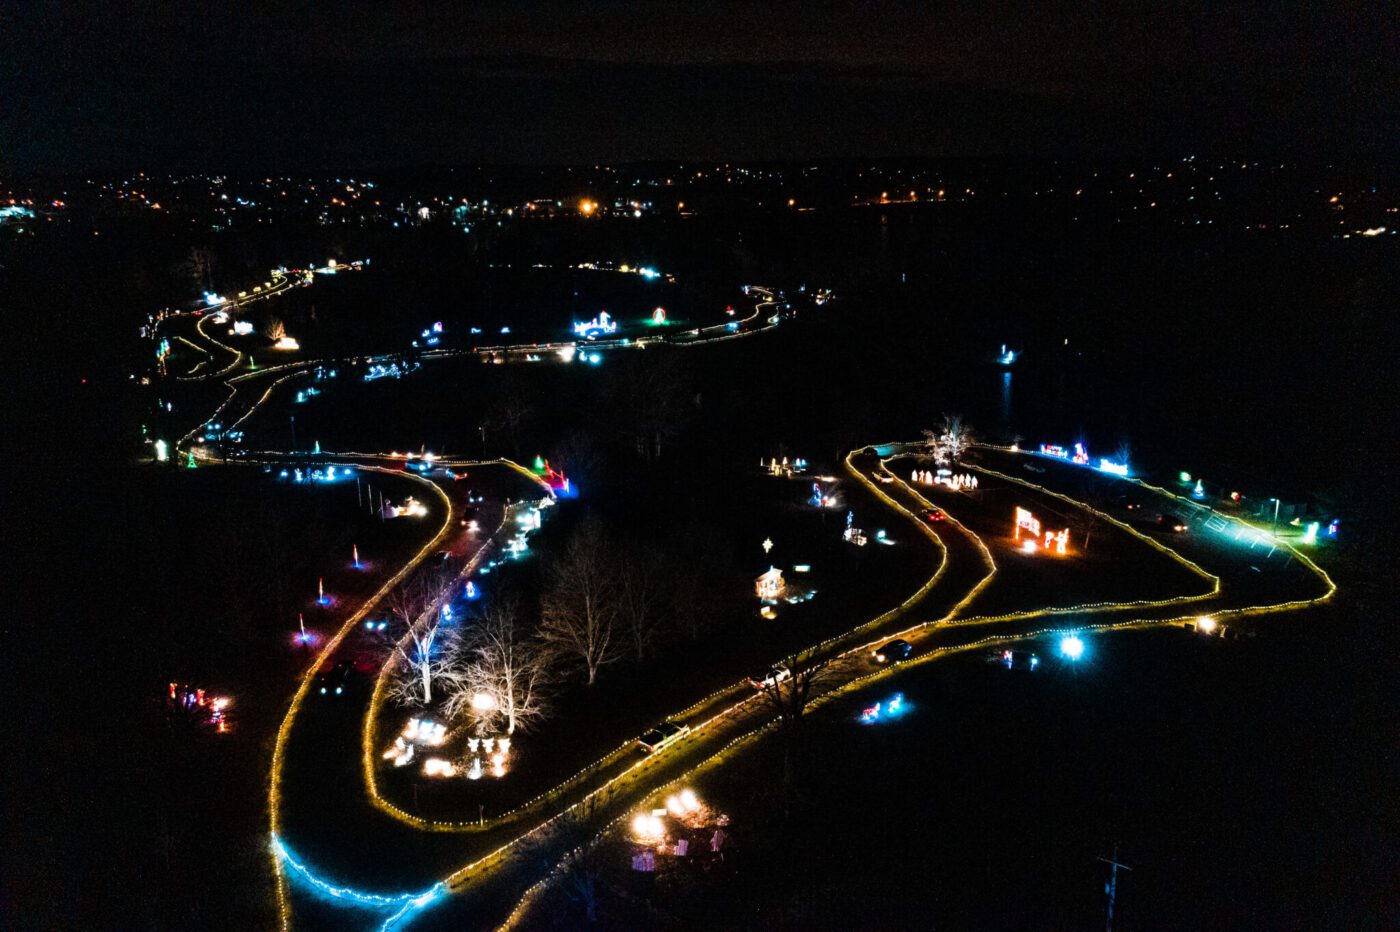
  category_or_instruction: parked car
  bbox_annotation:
[315,659,357,696]
[637,721,690,753]
[872,639,912,664]
[748,666,792,690]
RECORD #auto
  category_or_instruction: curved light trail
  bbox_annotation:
[147,263,1335,931]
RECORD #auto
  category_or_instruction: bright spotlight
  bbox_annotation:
[1060,635,1085,660]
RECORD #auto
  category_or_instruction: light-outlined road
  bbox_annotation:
[150,266,1335,932]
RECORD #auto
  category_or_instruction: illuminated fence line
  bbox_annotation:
[972,443,1337,603]
[886,454,1223,626]
[272,834,446,931]
[356,442,959,834]
[268,464,457,931]
[498,450,1341,930]
[288,435,1336,929]
[362,496,548,824]
[275,436,1200,922]
[350,442,952,835]
[173,271,295,381]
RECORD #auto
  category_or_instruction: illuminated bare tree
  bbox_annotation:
[382,574,432,631]
[388,618,445,706]
[263,314,286,341]
[384,575,454,706]
[539,517,621,685]
[922,413,974,466]
[442,597,555,734]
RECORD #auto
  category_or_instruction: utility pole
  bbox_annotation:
[1098,845,1132,932]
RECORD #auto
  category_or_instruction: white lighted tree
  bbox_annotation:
[388,618,446,706]
[922,413,974,466]
[442,597,555,734]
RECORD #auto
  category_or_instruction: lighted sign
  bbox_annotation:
[1040,444,1068,458]
[572,311,617,338]
[651,307,667,324]
[1014,507,1068,554]
[1098,458,1129,476]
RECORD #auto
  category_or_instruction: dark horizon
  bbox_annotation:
[5,3,1397,174]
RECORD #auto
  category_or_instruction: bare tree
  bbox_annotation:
[551,429,607,489]
[382,574,432,631]
[611,350,692,462]
[263,314,286,341]
[754,649,838,820]
[383,575,454,706]
[183,246,215,291]
[922,413,974,466]
[539,517,621,685]
[618,545,668,661]
[388,618,445,706]
[442,597,555,734]
[486,370,534,457]
[525,796,611,924]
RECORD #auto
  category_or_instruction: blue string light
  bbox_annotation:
[271,834,446,928]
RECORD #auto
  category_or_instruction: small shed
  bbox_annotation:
[755,567,786,600]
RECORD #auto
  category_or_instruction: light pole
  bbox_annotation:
[1268,497,1280,536]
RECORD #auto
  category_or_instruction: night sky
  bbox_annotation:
[4,2,1397,173]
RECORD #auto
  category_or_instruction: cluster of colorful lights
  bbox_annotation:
[1013,506,1066,555]
[764,455,807,477]
[859,692,907,723]
[572,311,618,338]
[204,254,1321,923]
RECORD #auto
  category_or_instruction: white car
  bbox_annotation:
[748,666,792,690]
